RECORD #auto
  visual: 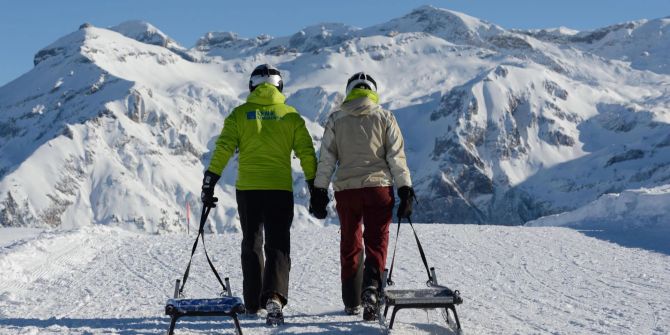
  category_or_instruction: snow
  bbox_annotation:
[523,17,670,75]
[361,5,504,45]
[528,184,670,228]
[0,223,668,334]
[526,184,670,254]
[0,228,42,247]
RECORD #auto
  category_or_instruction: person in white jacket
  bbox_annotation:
[309,72,415,321]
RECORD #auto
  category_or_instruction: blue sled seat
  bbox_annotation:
[165,297,246,335]
[166,297,245,316]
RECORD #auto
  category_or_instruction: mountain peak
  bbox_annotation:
[79,22,94,30]
[361,5,504,44]
[287,22,359,51]
[110,20,181,49]
[196,31,244,48]
[294,22,359,35]
[33,28,88,66]
[32,21,187,68]
[410,5,479,21]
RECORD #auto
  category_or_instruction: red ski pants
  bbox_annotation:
[335,186,394,307]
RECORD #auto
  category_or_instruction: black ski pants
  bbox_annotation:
[236,189,293,311]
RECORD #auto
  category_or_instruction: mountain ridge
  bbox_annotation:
[1,6,669,230]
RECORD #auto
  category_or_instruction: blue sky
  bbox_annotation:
[1,0,669,86]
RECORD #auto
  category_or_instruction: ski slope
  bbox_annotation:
[0,224,668,335]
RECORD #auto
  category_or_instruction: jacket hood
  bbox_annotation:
[341,88,380,116]
[344,88,379,104]
[246,83,286,105]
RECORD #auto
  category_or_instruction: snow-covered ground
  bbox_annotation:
[1,224,668,334]
[0,228,42,247]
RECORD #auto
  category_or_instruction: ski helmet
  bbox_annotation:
[249,64,283,92]
[345,72,377,95]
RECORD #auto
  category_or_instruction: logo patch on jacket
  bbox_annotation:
[246,111,279,120]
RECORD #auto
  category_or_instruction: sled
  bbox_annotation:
[164,205,245,335]
[381,268,463,334]
[378,217,465,334]
[165,279,245,335]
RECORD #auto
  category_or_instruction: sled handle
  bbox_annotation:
[173,279,181,298]
[225,278,232,297]
[382,269,389,289]
[430,267,438,286]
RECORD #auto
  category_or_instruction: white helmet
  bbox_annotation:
[345,72,377,96]
[249,64,283,92]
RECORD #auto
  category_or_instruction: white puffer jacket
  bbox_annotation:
[314,96,412,191]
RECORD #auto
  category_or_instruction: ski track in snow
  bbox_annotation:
[0,225,668,335]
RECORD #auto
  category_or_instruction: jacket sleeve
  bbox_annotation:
[314,116,338,189]
[207,111,239,175]
[293,115,317,180]
[384,110,412,188]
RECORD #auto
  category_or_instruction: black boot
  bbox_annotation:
[344,305,361,315]
[361,288,379,321]
[265,294,284,326]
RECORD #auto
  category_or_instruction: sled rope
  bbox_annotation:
[178,205,227,296]
[387,216,433,286]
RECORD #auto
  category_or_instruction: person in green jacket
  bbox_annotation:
[201,64,317,325]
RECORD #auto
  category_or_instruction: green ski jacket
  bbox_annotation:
[207,83,317,191]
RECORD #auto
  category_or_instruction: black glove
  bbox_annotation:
[306,179,315,195]
[307,179,329,219]
[201,171,221,208]
[397,186,415,219]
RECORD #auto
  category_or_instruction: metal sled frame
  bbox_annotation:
[381,269,463,332]
[164,205,245,335]
[166,307,243,335]
[380,216,465,333]
[165,278,245,335]
[165,279,245,335]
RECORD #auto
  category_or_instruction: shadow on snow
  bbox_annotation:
[0,311,458,334]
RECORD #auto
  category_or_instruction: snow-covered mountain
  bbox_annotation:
[1,6,669,230]
[520,17,670,74]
